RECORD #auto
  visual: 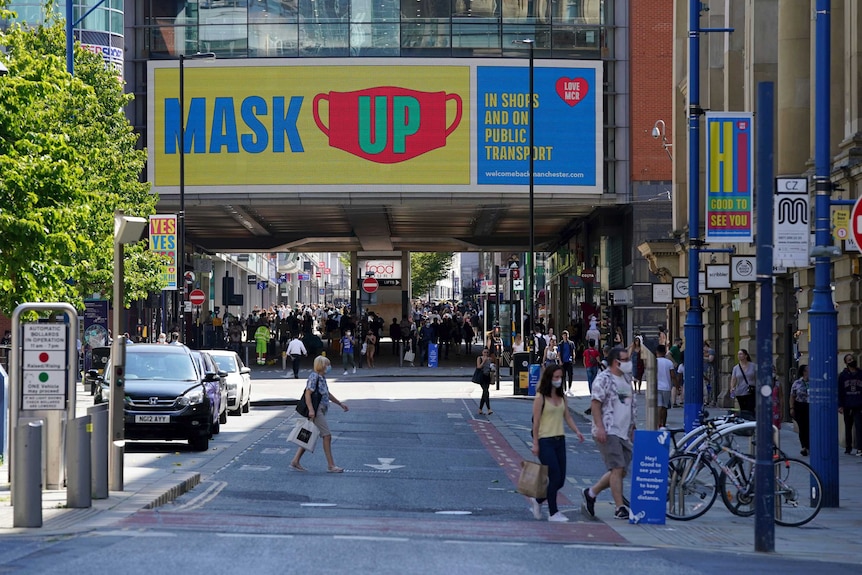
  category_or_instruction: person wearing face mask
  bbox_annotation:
[528,365,585,522]
[838,354,862,455]
[290,355,349,473]
[582,347,637,521]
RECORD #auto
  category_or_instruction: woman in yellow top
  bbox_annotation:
[529,364,585,522]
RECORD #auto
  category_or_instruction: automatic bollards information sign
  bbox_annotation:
[630,429,671,524]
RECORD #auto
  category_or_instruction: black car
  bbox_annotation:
[98,344,213,451]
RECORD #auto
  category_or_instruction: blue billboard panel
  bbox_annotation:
[477,64,600,188]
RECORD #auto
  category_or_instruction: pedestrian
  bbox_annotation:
[389,318,402,356]
[790,365,810,456]
[290,355,349,473]
[543,335,560,369]
[157,332,167,344]
[529,364,585,522]
[703,341,716,406]
[254,323,270,365]
[730,349,756,416]
[286,333,308,378]
[558,331,575,396]
[628,336,644,394]
[364,330,377,368]
[340,329,356,375]
[476,348,495,416]
[582,346,637,521]
[583,339,600,415]
[838,353,862,455]
[512,333,525,353]
[655,344,674,428]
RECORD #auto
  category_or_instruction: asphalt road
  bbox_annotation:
[0,375,860,574]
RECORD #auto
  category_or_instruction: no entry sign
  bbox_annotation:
[362,277,379,294]
[188,289,206,306]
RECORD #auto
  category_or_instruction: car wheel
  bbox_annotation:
[189,435,209,452]
[219,408,227,424]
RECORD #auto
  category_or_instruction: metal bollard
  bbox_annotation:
[66,415,92,508]
[88,404,108,499]
[13,421,43,528]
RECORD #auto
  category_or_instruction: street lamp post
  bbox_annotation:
[178,52,216,343]
[110,211,148,491]
[513,38,535,346]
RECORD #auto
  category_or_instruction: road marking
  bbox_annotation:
[562,544,654,552]
[435,510,472,515]
[444,540,527,546]
[262,448,290,454]
[447,413,464,418]
[301,503,338,507]
[169,480,228,512]
[217,533,295,539]
[239,464,271,471]
[364,457,405,470]
[334,535,409,542]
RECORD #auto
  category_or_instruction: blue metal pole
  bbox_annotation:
[810,0,839,507]
[683,0,704,431]
[66,0,74,74]
[754,81,775,552]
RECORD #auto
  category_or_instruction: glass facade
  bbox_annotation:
[139,0,608,59]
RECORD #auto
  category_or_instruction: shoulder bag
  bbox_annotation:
[517,460,549,499]
[295,373,323,418]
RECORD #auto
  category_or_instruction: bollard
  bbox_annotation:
[88,404,108,499]
[66,415,92,508]
[13,421,43,528]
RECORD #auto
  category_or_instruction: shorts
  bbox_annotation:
[311,409,332,437]
[597,434,633,471]
[658,390,672,409]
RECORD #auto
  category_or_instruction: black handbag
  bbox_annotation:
[471,367,484,384]
[295,373,323,417]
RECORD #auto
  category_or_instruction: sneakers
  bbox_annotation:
[352,368,356,374]
[584,407,592,415]
[856,450,862,457]
[614,505,630,520]
[343,370,349,375]
[801,448,809,456]
[530,498,542,520]
[581,488,596,518]
[548,512,569,522]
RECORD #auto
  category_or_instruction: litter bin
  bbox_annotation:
[513,352,530,395]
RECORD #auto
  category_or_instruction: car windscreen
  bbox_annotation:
[211,354,238,372]
[125,351,197,381]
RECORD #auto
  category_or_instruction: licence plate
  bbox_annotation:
[135,415,170,423]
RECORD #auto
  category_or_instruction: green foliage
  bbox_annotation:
[337,253,351,276]
[0,16,163,314]
[410,252,454,298]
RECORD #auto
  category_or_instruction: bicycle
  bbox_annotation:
[666,424,822,527]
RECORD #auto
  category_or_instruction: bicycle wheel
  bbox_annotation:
[774,457,822,527]
[718,455,756,517]
[667,453,718,521]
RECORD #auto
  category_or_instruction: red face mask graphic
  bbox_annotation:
[313,87,462,164]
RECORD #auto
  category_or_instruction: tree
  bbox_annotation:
[410,252,454,299]
[0,12,165,314]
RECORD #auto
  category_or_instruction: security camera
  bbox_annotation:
[651,127,660,139]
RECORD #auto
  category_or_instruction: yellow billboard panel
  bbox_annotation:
[150,62,470,186]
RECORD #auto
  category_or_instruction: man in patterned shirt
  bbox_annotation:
[582,346,637,520]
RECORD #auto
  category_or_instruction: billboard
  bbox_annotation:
[705,112,754,243]
[148,214,178,290]
[147,58,603,195]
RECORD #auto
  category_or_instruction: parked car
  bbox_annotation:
[206,349,251,416]
[97,344,213,451]
[191,349,228,434]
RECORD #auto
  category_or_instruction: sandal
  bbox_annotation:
[477,410,485,416]
[486,410,493,415]
[327,466,344,473]
[290,462,307,472]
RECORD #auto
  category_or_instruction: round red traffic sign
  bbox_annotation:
[188,289,206,306]
[362,277,379,294]
[852,196,862,248]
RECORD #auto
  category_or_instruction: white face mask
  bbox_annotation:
[619,361,633,375]
[551,378,563,388]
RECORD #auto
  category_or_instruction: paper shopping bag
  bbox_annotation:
[517,460,548,499]
[404,350,415,362]
[288,419,320,452]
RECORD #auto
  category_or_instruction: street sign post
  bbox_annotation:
[362,277,379,293]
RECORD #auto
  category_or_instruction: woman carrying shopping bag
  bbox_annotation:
[529,364,585,522]
[290,355,349,473]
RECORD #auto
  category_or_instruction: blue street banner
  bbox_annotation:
[528,364,541,396]
[428,343,439,368]
[630,429,671,524]
[705,112,754,243]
